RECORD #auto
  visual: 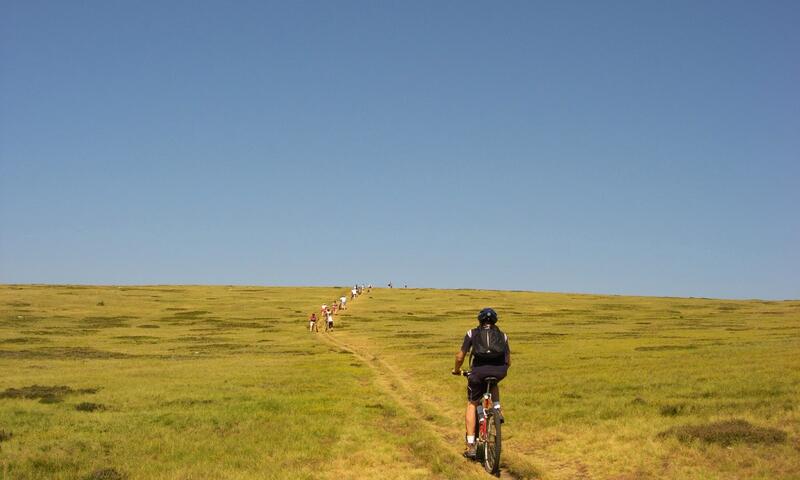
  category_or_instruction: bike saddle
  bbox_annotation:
[484,376,499,383]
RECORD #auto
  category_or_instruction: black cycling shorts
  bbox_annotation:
[467,364,508,402]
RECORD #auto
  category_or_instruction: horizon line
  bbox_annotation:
[1,283,796,302]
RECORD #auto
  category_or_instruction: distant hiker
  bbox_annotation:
[351,287,357,299]
[309,313,318,332]
[452,308,510,459]
[332,302,338,314]
[340,295,347,310]
[326,311,334,331]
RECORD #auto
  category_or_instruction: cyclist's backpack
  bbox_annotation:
[470,326,507,363]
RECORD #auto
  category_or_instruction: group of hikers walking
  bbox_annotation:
[308,284,371,332]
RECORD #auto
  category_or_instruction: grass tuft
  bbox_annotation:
[659,403,688,416]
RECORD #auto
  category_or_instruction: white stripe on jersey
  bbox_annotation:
[466,329,472,338]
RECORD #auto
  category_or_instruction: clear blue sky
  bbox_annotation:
[1,1,798,299]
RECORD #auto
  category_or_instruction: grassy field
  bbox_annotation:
[1,285,798,479]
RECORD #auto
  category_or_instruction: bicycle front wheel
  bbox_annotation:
[484,411,501,474]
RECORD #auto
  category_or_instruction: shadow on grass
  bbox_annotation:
[0,347,135,359]
[0,385,99,404]
[82,316,136,328]
[635,345,698,351]
[659,419,787,446]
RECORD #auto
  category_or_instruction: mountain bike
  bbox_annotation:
[460,371,502,475]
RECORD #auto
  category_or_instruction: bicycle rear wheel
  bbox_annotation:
[484,410,501,474]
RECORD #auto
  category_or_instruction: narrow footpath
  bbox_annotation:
[313,290,532,480]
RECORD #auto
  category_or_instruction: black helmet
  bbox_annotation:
[477,308,498,325]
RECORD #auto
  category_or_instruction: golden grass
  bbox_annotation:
[333,288,800,479]
[1,285,798,479]
[0,285,485,480]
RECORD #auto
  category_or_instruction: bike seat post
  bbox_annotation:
[482,376,499,405]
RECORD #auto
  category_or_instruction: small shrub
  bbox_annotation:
[96,301,105,306]
[0,429,12,442]
[366,403,397,417]
[659,419,787,446]
[76,402,105,412]
[85,468,127,480]
[660,403,687,416]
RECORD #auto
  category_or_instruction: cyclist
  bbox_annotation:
[452,308,510,459]
[325,309,334,332]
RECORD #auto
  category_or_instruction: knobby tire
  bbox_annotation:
[484,410,501,475]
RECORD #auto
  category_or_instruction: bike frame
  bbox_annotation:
[459,371,501,475]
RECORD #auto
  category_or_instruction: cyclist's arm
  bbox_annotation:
[453,350,466,374]
[453,331,472,374]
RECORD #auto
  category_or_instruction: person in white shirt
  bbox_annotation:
[340,295,347,310]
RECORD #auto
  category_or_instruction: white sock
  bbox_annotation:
[493,402,501,410]
[467,435,475,444]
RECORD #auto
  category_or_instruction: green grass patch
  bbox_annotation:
[1,285,798,479]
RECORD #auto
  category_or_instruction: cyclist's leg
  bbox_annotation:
[490,383,500,402]
[465,401,478,437]
[466,371,486,435]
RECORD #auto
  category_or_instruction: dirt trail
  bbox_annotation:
[316,295,529,479]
